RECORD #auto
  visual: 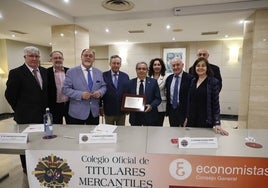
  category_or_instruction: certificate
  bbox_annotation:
[121,94,146,112]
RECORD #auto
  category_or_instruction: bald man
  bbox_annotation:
[189,48,222,91]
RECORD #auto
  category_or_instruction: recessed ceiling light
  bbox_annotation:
[166,25,170,29]
[63,0,69,3]
[225,35,229,38]
[12,34,15,37]
[105,28,110,33]
[172,37,175,41]
[60,33,64,37]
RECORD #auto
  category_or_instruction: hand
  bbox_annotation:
[144,104,152,112]
[82,92,91,100]
[91,91,101,99]
[213,125,229,136]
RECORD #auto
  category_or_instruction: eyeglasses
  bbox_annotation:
[27,55,40,58]
[82,54,94,58]
[198,53,207,57]
[136,67,147,71]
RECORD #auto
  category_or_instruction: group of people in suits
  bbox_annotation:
[4,46,228,174]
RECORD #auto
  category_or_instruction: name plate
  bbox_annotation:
[178,137,218,148]
[79,133,117,144]
[0,133,28,144]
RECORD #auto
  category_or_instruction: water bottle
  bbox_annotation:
[43,107,53,138]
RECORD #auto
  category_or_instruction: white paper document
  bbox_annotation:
[91,124,117,133]
[178,137,218,148]
[22,124,44,133]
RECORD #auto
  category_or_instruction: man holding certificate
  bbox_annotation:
[125,62,161,126]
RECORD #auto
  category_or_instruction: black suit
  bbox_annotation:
[189,63,222,91]
[47,67,70,124]
[166,72,193,127]
[5,64,47,124]
[5,63,47,172]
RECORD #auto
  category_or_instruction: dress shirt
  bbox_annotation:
[54,68,68,103]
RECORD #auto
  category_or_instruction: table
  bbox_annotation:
[1,122,268,188]
[0,123,267,157]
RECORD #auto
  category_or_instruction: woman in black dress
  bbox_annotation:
[186,57,228,136]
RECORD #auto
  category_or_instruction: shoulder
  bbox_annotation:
[119,71,129,77]
[92,67,103,74]
[182,71,193,79]
[210,63,220,70]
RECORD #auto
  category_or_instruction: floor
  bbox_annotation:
[0,117,237,188]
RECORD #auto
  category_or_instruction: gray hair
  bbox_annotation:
[23,46,40,56]
[136,61,148,69]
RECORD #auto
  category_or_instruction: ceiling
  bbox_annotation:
[0,0,267,47]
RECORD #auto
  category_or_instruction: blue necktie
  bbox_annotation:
[87,69,93,91]
[139,80,144,95]
[172,75,179,109]
[113,73,118,88]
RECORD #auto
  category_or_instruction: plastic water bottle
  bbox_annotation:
[43,107,53,138]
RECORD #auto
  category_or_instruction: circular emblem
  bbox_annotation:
[81,135,89,142]
[169,158,192,180]
[32,154,74,187]
[180,139,189,147]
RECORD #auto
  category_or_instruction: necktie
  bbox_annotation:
[113,73,118,88]
[139,80,144,95]
[172,75,179,109]
[87,69,93,91]
[33,69,41,87]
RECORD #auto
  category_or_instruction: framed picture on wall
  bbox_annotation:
[163,48,186,73]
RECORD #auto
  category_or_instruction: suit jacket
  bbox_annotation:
[189,63,222,91]
[126,77,161,125]
[153,74,170,112]
[102,70,129,116]
[187,77,221,127]
[5,64,47,124]
[62,65,106,120]
[166,72,193,117]
[47,66,69,108]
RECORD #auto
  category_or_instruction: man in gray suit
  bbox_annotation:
[62,48,106,125]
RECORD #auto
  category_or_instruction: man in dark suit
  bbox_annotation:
[5,46,47,174]
[189,48,222,91]
[126,62,161,126]
[47,51,70,124]
[102,55,129,125]
[166,57,193,127]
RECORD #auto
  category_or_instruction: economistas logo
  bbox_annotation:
[32,154,74,187]
[169,158,192,180]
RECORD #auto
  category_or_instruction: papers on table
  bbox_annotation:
[22,124,44,133]
[91,124,117,133]
[79,124,117,144]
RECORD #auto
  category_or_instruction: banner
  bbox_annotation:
[26,150,268,188]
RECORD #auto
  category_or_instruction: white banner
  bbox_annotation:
[26,150,268,188]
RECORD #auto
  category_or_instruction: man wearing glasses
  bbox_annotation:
[5,46,48,174]
[189,48,222,91]
[125,62,161,126]
[62,48,106,125]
